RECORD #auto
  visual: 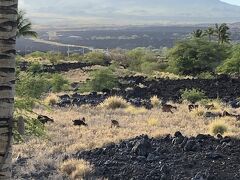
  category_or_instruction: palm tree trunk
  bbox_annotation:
[0,0,18,179]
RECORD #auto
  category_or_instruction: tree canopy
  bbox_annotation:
[167,39,230,75]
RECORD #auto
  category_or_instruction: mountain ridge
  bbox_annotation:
[20,0,240,26]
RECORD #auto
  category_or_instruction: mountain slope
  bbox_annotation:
[20,0,240,26]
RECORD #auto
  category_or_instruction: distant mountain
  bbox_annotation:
[20,0,240,27]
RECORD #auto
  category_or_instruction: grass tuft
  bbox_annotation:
[44,93,59,106]
[150,96,161,108]
[209,119,228,135]
[60,159,92,179]
[100,96,129,109]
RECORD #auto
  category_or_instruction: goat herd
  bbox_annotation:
[37,115,120,128]
[34,103,240,131]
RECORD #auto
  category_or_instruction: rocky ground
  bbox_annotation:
[76,132,240,180]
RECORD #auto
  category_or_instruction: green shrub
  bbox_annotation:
[14,97,46,143]
[28,62,42,73]
[14,116,46,143]
[140,61,160,74]
[16,72,50,99]
[181,88,206,103]
[67,53,84,61]
[46,52,64,65]
[87,68,118,92]
[127,47,158,73]
[26,51,46,58]
[197,72,215,79]
[51,74,69,92]
[167,39,230,75]
[83,51,109,65]
[217,45,240,75]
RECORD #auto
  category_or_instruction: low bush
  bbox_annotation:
[83,51,110,65]
[28,62,42,74]
[14,98,46,143]
[197,72,215,79]
[16,72,50,99]
[79,68,118,92]
[181,88,206,104]
[100,96,129,109]
[51,74,69,92]
[209,119,228,135]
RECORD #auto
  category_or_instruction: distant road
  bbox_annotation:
[30,38,93,50]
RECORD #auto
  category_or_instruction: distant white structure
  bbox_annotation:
[48,31,58,41]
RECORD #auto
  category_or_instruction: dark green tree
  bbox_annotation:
[204,27,215,41]
[192,29,205,38]
[217,45,240,75]
[167,39,230,75]
[215,23,231,44]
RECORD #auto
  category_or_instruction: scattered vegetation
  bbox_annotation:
[181,88,206,104]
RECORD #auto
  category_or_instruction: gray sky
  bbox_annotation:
[19,0,240,28]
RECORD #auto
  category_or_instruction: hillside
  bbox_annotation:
[20,0,240,26]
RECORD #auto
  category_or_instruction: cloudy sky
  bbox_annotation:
[19,0,240,28]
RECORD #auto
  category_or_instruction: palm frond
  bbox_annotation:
[17,10,38,38]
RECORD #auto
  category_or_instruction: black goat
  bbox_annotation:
[73,117,88,126]
[37,115,54,124]
[111,120,120,128]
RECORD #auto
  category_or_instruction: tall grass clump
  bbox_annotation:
[100,96,129,109]
[150,96,161,108]
[209,119,228,135]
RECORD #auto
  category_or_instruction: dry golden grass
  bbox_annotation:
[13,103,240,178]
[124,106,147,115]
[43,93,59,106]
[209,118,228,135]
[150,96,161,108]
[99,96,130,109]
[62,65,103,83]
[147,118,158,126]
[60,159,92,179]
